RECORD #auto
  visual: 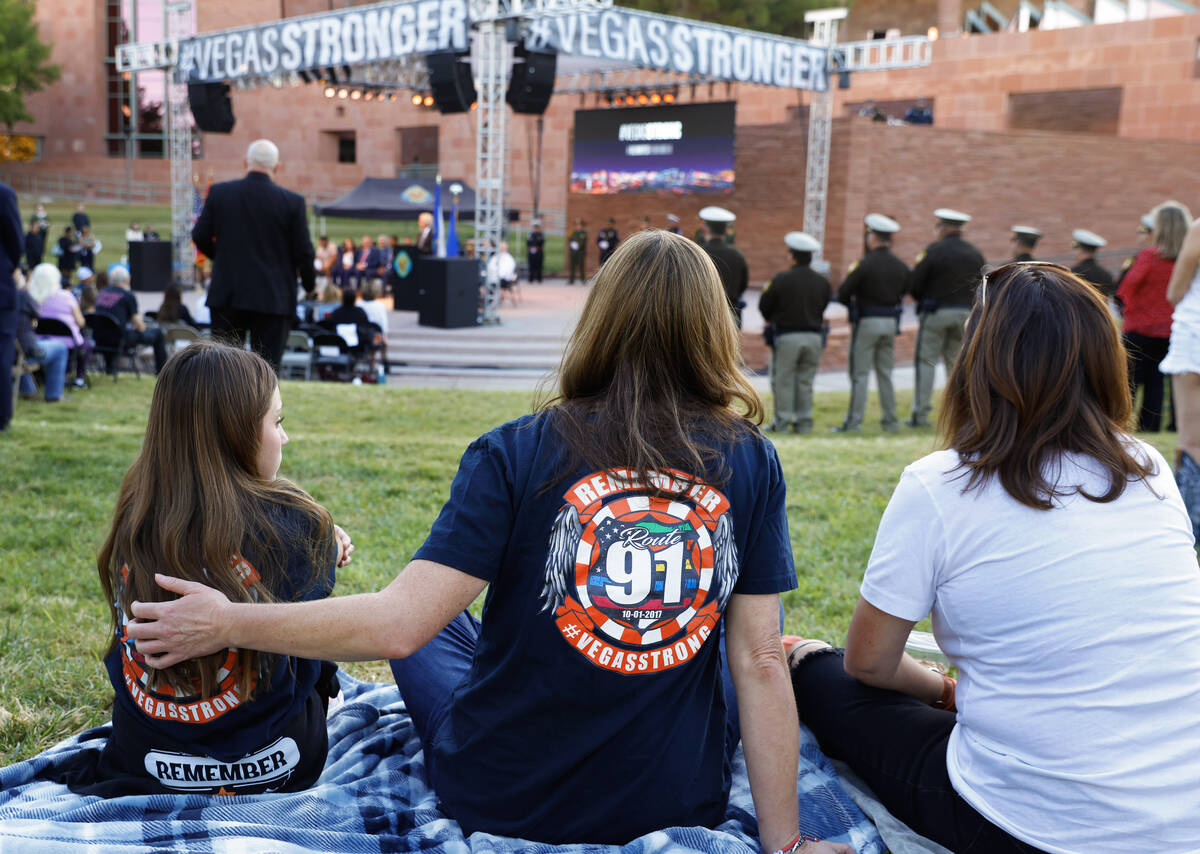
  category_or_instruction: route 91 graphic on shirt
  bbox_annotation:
[540,468,738,674]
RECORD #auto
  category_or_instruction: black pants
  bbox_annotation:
[123,327,168,373]
[0,306,15,430]
[792,650,1045,854]
[211,307,290,372]
[528,253,543,283]
[1124,331,1171,431]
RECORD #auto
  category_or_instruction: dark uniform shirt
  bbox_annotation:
[568,229,587,255]
[1013,252,1035,263]
[759,264,832,332]
[837,247,909,312]
[1072,257,1115,298]
[703,238,749,309]
[597,228,619,257]
[527,230,544,260]
[909,233,985,308]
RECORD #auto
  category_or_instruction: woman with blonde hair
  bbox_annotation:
[125,231,849,854]
[1116,200,1193,431]
[90,341,353,794]
[790,263,1200,853]
[27,262,91,386]
[1162,214,1200,533]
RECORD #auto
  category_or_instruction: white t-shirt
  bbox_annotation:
[360,299,388,336]
[862,443,1200,854]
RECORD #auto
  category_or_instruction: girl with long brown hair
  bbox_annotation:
[92,340,352,795]
[788,263,1200,853]
[125,231,849,854]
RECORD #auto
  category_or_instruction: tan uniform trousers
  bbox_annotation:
[912,306,970,425]
[771,331,823,432]
[845,316,898,430]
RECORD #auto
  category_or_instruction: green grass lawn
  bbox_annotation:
[0,378,1178,764]
[18,200,567,276]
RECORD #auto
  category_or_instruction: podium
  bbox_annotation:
[128,240,172,292]
[388,244,422,311]
[417,257,480,328]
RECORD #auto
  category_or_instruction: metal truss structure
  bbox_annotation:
[165,1,196,289]
[122,0,928,316]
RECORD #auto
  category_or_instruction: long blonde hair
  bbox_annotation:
[1153,201,1193,260]
[541,229,762,491]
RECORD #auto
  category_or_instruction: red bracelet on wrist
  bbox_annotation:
[771,832,820,854]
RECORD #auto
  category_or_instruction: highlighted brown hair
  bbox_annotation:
[98,341,334,700]
[939,262,1154,509]
[540,229,763,491]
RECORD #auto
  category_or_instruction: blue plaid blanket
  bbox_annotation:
[0,676,884,853]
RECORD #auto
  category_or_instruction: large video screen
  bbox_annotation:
[571,102,735,195]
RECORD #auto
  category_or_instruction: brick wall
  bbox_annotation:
[1007,87,1123,134]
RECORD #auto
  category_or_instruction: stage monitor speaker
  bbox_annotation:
[187,82,236,133]
[426,51,476,114]
[417,257,480,328]
[506,44,556,114]
[128,240,173,292]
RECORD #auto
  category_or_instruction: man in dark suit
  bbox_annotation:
[352,234,381,289]
[1,182,22,431]
[193,139,315,370]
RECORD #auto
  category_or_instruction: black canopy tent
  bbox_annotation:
[314,177,477,220]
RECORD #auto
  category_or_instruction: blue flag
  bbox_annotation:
[447,196,460,257]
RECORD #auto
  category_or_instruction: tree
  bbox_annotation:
[625,0,841,39]
[0,0,60,132]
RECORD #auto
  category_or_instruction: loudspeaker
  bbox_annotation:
[417,257,480,328]
[506,44,556,114]
[426,51,476,114]
[187,82,236,133]
[128,240,172,292]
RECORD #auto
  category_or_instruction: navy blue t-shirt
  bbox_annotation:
[104,503,336,765]
[413,412,796,844]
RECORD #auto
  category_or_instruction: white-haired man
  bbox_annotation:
[192,138,315,370]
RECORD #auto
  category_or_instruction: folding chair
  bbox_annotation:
[164,325,201,354]
[85,312,141,380]
[279,330,314,380]
[312,333,355,382]
[34,317,89,389]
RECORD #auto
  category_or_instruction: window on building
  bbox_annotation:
[105,0,196,159]
[396,125,439,175]
[320,130,357,163]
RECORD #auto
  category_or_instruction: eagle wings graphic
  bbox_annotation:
[539,502,738,614]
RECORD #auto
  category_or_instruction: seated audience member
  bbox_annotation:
[124,232,851,854]
[311,281,342,323]
[94,264,168,373]
[80,276,100,314]
[15,269,69,402]
[27,263,92,387]
[332,238,356,290]
[488,241,519,305]
[327,287,370,330]
[156,285,197,328]
[87,341,352,795]
[788,263,1200,853]
[314,236,337,285]
[352,235,380,290]
[358,279,388,336]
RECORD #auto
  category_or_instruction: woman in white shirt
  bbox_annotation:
[1162,217,1200,537]
[789,262,1200,854]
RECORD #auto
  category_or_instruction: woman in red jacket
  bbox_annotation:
[1117,202,1192,431]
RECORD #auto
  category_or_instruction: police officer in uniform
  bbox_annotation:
[759,231,831,434]
[526,220,545,283]
[597,218,619,266]
[699,206,749,328]
[1010,225,1041,262]
[908,208,985,427]
[567,218,587,284]
[834,213,909,433]
[1070,229,1115,297]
